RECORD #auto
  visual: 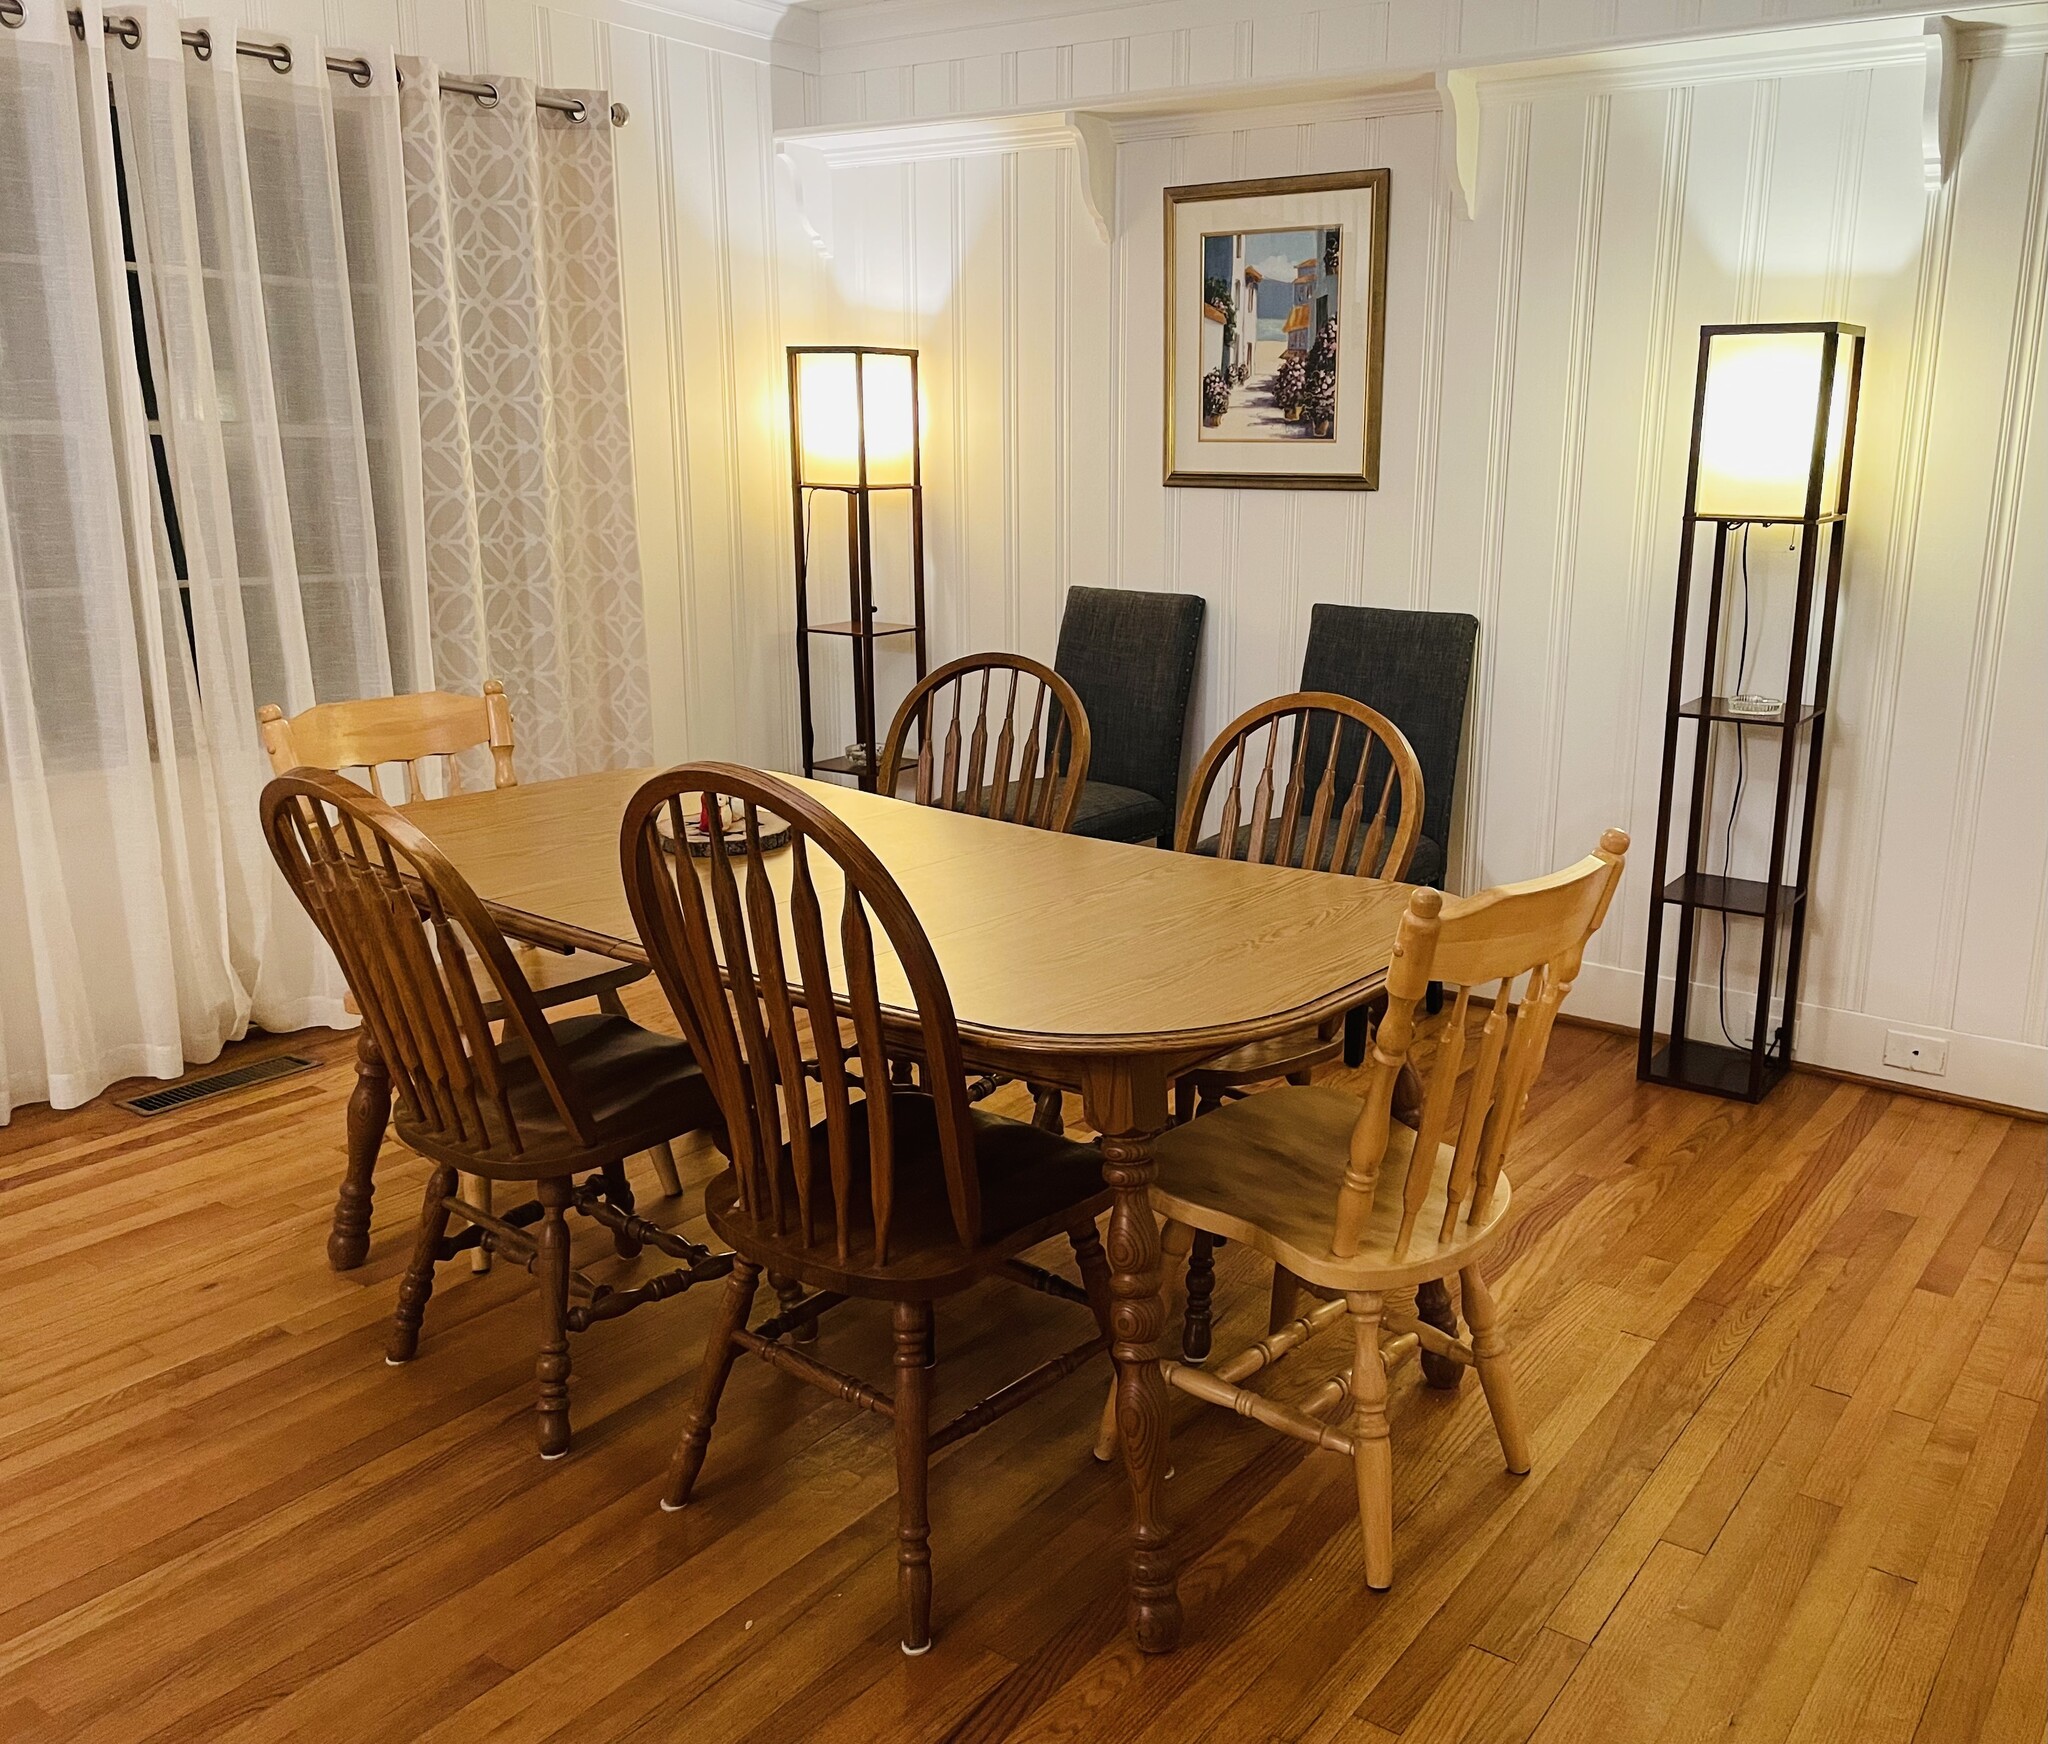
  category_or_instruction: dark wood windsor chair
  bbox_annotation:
[878,651,1091,833]
[1166,692,1426,1363]
[260,681,675,1279]
[620,763,1116,1655]
[261,770,729,1458]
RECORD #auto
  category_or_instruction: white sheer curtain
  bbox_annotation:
[0,2,419,1116]
[399,60,651,781]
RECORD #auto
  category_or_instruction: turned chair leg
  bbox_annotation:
[1346,1289,1395,1590]
[389,1164,456,1365]
[770,1271,817,1345]
[1269,1265,1305,1335]
[602,1160,641,1259]
[1415,1276,1464,1390]
[333,1029,389,1271]
[663,1260,761,1510]
[893,1299,935,1654]
[462,1173,493,1274]
[1030,1084,1065,1132]
[1096,1218,1192,1462]
[534,1177,575,1459]
[1181,1234,1217,1363]
[595,986,684,1198]
[645,1140,684,1198]
[1460,1264,1529,1474]
[1071,1218,1115,1349]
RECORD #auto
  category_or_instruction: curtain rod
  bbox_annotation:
[0,4,627,124]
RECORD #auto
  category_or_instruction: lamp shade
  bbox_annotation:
[1693,326,1859,521]
[791,348,918,488]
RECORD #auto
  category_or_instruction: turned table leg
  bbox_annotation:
[331,1029,388,1271]
[1098,1114,1182,1654]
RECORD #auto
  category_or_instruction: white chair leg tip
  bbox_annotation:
[901,1639,931,1657]
[659,1496,686,1512]
[540,1448,568,1461]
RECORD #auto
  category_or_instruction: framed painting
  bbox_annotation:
[1163,170,1390,490]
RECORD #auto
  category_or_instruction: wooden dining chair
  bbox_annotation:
[262,769,730,1458]
[621,763,1116,1655]
[1098,829,1629,1592]
[877,652,1091,834]
[1167,693,1425,1359]
[259,682,678,1278]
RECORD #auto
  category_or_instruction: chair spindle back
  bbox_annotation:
[258,681,518,803]
[879,653,1091,832]
[261,770,592,1160]
[622,764,981,1266]
[1334,828,1630,1263]
[1178,692,1424,881]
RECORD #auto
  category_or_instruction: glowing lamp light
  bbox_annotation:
[792,348,917,489]
[1693,327,1859,521]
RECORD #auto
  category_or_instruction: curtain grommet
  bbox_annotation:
[0,0,25,32]
[610,101,629,127]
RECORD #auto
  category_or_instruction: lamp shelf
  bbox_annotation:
[1643,1037,1792,1100]
[808,619,918,640]
[1657,873,1805,918]
[1677,695,1820,727]
[1687,511,1847,526]
[810,754,872,777]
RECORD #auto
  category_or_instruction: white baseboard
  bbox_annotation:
[1568,961,2048,1115]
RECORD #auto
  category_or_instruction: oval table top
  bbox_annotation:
[407,768,1414,1065]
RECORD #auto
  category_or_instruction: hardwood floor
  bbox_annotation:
[1,995,2041,1744]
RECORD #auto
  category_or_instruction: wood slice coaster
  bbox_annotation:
[658,804,792,858]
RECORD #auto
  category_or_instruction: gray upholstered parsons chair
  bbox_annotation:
[1053,586,1205,845]
[1298,604,1479,891]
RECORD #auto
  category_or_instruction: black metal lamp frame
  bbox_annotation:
[1639,321,1866,1103]
[788,345,928,790]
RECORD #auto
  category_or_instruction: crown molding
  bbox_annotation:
[778,0,2046,227]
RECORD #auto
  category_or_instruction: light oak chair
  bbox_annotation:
[1099,828,1629,1592]
[262,770,730,1458]
[622,763,1116,1655]
[259,682,678,1275]
[1168,692,1425,1362]
[878,652,1091,834]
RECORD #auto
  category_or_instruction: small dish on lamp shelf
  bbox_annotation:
[1725,693,1784,718]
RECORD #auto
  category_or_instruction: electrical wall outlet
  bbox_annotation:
[1883,1031,1949,1076]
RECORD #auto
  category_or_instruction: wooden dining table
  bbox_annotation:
[405,766,1414,1651]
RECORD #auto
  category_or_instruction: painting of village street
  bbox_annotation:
[1198,226,1342,440]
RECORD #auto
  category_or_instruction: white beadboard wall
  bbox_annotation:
[801,21,2048,1109]
[189,0,822,773]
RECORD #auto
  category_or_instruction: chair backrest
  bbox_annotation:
[1177,692,1424,882]
[261,768,594,1160]
[878,653,1091,833]
[1300,606,1478,876]
[1054,586,1205,813]
[258,681,517,801]
[621,763,981,1266]
[1334,829,1630,1264]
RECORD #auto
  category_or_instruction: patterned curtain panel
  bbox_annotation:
[398,62,652,781]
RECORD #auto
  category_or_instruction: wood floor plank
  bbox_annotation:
[0,1023,2035,1744]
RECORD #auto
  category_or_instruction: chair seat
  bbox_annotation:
[1068,780,1172,845]
[1182,1023,1342,1090]
[399,1013,715,1178]
[1149,1084,1512,1291]
[706,1092,1111,1298]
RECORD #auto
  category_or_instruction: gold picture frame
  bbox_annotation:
[1163,169,1390,490]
